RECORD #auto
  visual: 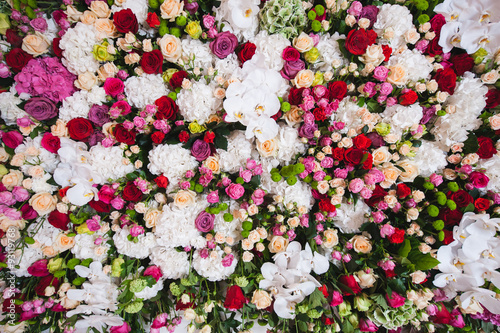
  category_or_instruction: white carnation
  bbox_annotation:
[58,90,91,121]
[150,247,189,279]
[217,130,254,173]
[124,74,168,109]
[113,227,156,259]
[388,49,433,82]
[176,79,222,124]
[89,144,135,184]
[59,23,100,75]
[333,200,370,233]
[382,103,423,138]
[192,248,237,282]
[373,4,414,49]
[411,140,448,177]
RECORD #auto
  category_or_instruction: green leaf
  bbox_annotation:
[357,97,365,107]
[309,288,327,308]
[464,203,475,213]
[342,320,354,333]
[398,239,411,257]
[462,134,479,154]
[53,270,66,278]
[408,252,440,270]
[67,258,81,270]
[214,135,228,150]
[25,237,35,244]
[126,173,138,181]
[72,277,86,286]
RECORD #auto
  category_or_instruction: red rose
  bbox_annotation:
[113,9,138,33]
[353,134,371,150]
[41,132,61,154]
[382,45,392,61]
[339,275,361,295]
[362,152,373,170]
[318,285,329,298]
[399,90,418,106]
[179,130,189,142]
[434,68,457,95]
[170,71,188,89]
[365,185,387,207]
[486,89,500,109]
[451,53,474,76]
[175,295,196,310]
[385,269,397,278]
[430,14,446,35]
[224,285,247,310]
[450,190,473,208]
[388,228,405,244]
[35,275,60,297]
[5,48,33,72]
[345,29,372,55]
[154,175,169,188]
[282,46,300,61]
[344,148,364,165]
[396,183,411,199]
[140,49,163,74]
[155,96,179,120]
[146,12,160,28]
[6,29,22,48]
[89,200,111,213]
[27,259,49,277]
[113,124,136,145]
[474,198,490,211]
[67,118,93,141]
[426,37,443,57]
[122,182,143,202]
[477,136,496,159]
[332,147,344,161]
[288,87,305,105]
[59,187,69,198]
[433,304,452,325]
[151,131,165,144]
[313,107,328,121]
[328,81,347,101]
[319,198,336,213]
[442,229,454,245]
[48,210,69,231]
[237,42,257,63]
[440,208,463,226]
[52,38,63,58]
[204,131,215,143]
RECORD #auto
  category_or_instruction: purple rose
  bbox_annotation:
[191,139,211,161]
[88,131,105,147]
[184,0,199,14]
[298,123,318,139]
[365,132,384,148]
[2,131,24,149]
[24,97,57,121]
[195,211,215,232]
[225,183,245,200]
[360,5,379,28]
[420,105,436,124]
[88,105,111,126]
[210,31,238,59]
[281,60,306,80]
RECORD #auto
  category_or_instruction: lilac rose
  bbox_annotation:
[210,31,238,59]
[360,5,379,28]
[88,104,111,126]
[24,97,57,121]
[195,211,215,232]
[191,139,211,161]
[281,60,306,80]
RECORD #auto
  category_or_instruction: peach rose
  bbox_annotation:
[203,156,220,174]
[287,216,300,228]
[2,170,23,190]
[22,32,50,56]
[350,235,372,254]
[66,5,83,21]
[242,239,253,251]
[90,0,111,18]
[293,32,314,53]
[51,119,68,137]
[256,227,267,239]
[268,235,289,253]
[144,209,161,228]
[54,234,75,252]
[293,69,314,88]
[0,148,9,163]
[252,290,272,309]
[60,295,80,310]
[285,106,303,125]
[94,19,118,39]
[42,246,57,257]
[489,114,500,130]
[10,154,25,167]
[0,215,26,232]
[160,0,184,21]
[380,164,401,188]
[80,11,97,25]
[97,62,118,81]
[242,250,254,262]
[387,64,408,86]
[158,34,182,63]
[372,146,391,165]
[322,229,339,248]
[248,229,260,243]
[173,190,196,208]
[29,192,57,215]
[360,44,384,66]
[256,138,278,157]
[410,270,426,284]
[75,71,98,91]
[28,165,44,178]
[404,28,420,44]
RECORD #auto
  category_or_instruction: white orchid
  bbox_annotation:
[460,288,500,315]
[73,315,124,333]
[74,262,110,283]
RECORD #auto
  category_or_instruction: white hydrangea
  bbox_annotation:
[275,124,306,164]
[214,0,260,41]
[58,90,91,121]
[250,30,291,71]
[148,143,198,190]
[217,130,254,173]
[411,140,448,177]
[31,174,58,194]
[333,200,371,233]
[373,4,414,49]
[0,89,27,125]
[382,103,423,138]
[176,79,222,124]
[214,53,242,79]
[134,279,164,300]
[10,245,43,277]
[59,22,100,75]
[332,97,365,134]
[86,86,107,105]
[261,175,314,212]
[431,73,488,150]
[89,144,135,184]
[113,227,157,259]
[181,38,214,71]
[150,247,190,279]
[312,33,345,72]
[192,248,238,282]
[124,74,168,109]
[213,200,243,241]
[388,49,433,83]
[71,233,110,262]
[15,135,60,174]
[477,155,500,193]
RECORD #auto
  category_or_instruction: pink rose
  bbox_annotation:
[110,322,131,333]
[385,291,406,308]
[329,290,344,306]
[2,131,24,149]
[379,82,393,95]
[27,259,49,277]
[349,178,365,193]
[380,223,395,238]
[144,265,163,282]
[103,78,125,97]
[373,66,389,81]
[225,183,244,200]
[359,318,378,332]
[469,171,489,188]
[98,185,115,204]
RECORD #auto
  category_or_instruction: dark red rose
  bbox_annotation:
[451,190,473,208]
[113,9,138,33]
[442,229,454,245]
[426,37,443,57]
[21,203,37,220]
[486,89,500,109]
[224,285,247,310]
[475,198,490,211]
[237,42,257,64]
[430,14,446,35]
[339,275,361,295]
[345,29,371,55]
[319,198,336,213]
[328,81,347,101]
[204,131,215,143]
[313,107,328,121]
[146,12,160,28]
[435,68,457,95]
[48,210,69,231]
[282,46,300,61]
[35,275,60,297]
[477,136,496,159]
[385,269,397,278]
[89,200,111,213]
[362,152,373,170]
[170,71,188,89]
[52,38,63,58]
[155,96,178,120]
[140,49,163,74]
[399,90,418,106]
[27,259,49,277]
[366,29,377,45]
[113,124,136,145]
[6,29,22,48]
[67,118,93,141]
[332,147,344,161]
[388,228,405,244]
[2,131,24,149]
[396,183,411,199]
[122,182,142,202]
[381,45,392,62]
[365,185,387,207]
[433,303,452,325]
[5,48,33,72]
[353,134,371,150]
[175,293,196,310]
[151,131,165,144]
[451,53,474,76]
[179,130,189,142]
[344,148,364,165]
[440,208,463,226]
[288,87,305,105]
[154,175,169,188]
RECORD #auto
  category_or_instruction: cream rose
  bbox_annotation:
[94,19,117,39]
[22,32,50,56]
[2,170,23,190]
[322,229,339,248]
[203,156,220,174]
[285,106,303,125]
[28,165,44,178]
[372,147,391,165]
[350,235,372,254]
[294,69,314,88]
[144,209,161,228]
[481,70,499,84]
[173,190,196,208]
[160,0,184,21]
[242,251,254,262]
[359,44,384,66]
[60,295,80,310]
[268,235,289,253]
[356,270,377,288]
[489,114,500,130]
[124,53,140,64]
[75,71,98,91]
[66,5,83,21]
[397,160,419,182]
[80,11,97,25]
[158,34,182,63]
[0,215,26,232]
[404,28,420,44]
[248,230,260,243]
[90,0,111,18]
[256,138,278,157]
[410,270,426,284]
[252,290,272,309]
[29,192,57,215]
[387,64,408,86]
[51,119,68,137]
[293,32,314,53]
[97,62,118,81]
[380,163,401,188]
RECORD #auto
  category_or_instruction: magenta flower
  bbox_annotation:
[386,291,406,308]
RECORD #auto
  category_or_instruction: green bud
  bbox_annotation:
[170,283,181,296]
[194,184,204,193]
[107,0,114,6]
[294,163,305,174]
[437,110,446,117]
[348,314,359,329]
[0,13,10,35]
[423,182,434,190]
[125,300,144,313]
[241,230,250,238]
[242,220,253,231]
[271,173,282,182]
[311,20,322,32]
[176,16,187,26]
[75,223,92,235]
[308,10,317,21]
[435,192,447,205]
[303,174,313,183]
[93,44,113,62]
[159,20,169,36]
[418,14,430,24]
[447,182,459,192]
[286,175,297,186]
[188,120,205,134]
[281,101,291,112]
[427,204,439,217]
[223,213,234,222]
[433,219,444,231]
[48,258,64,273]
[312,71,324,86]
[315,5,325,16]
[446,200,457,210]
[148,0,159,9]
[170,27,181,38]
[130,279,148,293]
[168,91,177,100]
[472,48,488,64]
[162,68,178,83]
[297,303,309,313]
[235,276,249,288]
[438,230,445,242]
[111,258,125,277]
[375,123,391,136]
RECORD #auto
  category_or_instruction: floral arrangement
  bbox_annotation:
[0,0,499,332]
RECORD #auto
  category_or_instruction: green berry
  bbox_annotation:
[311,20,322,32]
[287,175,297,186]
[176,16,187,26]
[418,14,430,24]
[148,0,159,9]
[194,184,204,193]
[242,221,253,231]
[438,230,445,242]
[294,163,305,174]
[427,204,439,217]
[433,219,444,231]
[271,173,282,182]
[223,213,233,222]
[447,182,459,192]
[241,230,250,238]
[437,110,447,117]
[170,27,181,38]
[315,5,325,16]
[219,203,228,210]
[446,200,457,210]
[423,182,434,190]
[435,192,447,205]
[281,102,291,112]
[303,174,313,183]
[308,10,317,21]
